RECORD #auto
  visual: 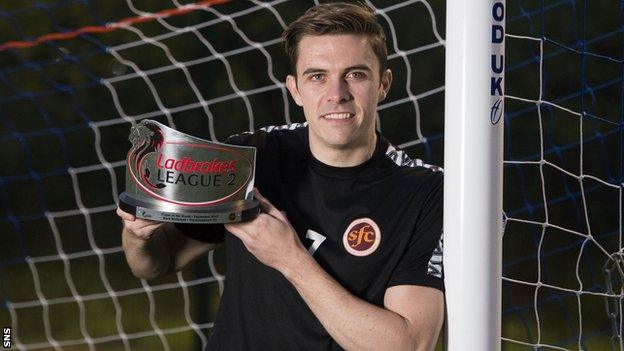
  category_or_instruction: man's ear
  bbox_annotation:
[378,69,393,102]
[286,75,303,107]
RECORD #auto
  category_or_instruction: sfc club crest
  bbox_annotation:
[342,218,381,257]
[119,119,259,224]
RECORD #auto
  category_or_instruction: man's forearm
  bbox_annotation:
[122,222,219,279]
[122,225,171,279]
[280,252,423,351]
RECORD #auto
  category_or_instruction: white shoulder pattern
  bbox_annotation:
[258,122,308,133]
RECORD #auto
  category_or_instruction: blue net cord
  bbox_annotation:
[503,0,624,349]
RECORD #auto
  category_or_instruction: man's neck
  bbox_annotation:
[309,133,378,168]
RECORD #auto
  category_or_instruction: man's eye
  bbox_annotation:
[348,71,366,79]
[310,74,324,81]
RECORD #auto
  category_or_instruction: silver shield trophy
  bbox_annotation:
[119,119,259,223]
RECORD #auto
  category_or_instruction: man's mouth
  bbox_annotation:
[322,112,354,120]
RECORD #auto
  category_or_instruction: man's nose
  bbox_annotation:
[326,78,351,103]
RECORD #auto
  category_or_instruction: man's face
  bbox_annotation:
[286,34,391,151]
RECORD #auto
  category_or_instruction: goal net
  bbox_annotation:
[0,1,445,350]
[503,1,623,350]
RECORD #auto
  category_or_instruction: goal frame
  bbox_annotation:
[444,0,505,350]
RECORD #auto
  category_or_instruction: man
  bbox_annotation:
[118,2,444,350]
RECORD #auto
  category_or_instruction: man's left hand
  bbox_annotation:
[225,189,307,272]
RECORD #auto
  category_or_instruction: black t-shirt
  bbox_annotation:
[177,124,444,350]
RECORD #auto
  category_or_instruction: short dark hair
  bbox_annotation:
[282,2,388,76]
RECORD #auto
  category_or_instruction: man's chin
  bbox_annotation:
[309,126,371,150]
[321,136,359,150]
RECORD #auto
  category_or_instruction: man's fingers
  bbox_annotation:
[254,189,285,220]
[139,222,164,233]
[120,211,165,240]
[224,223,252,242]
[116,207,164,228]
[123,220,167,241]
[123,216,163,229]
[116,207,136,221]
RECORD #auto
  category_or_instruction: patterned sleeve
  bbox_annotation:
[387,172,444,292]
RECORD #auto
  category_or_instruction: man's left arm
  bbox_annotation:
[284,248,444,351]
[225,190,444,351]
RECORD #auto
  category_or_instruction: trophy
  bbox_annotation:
[119,119,259,223]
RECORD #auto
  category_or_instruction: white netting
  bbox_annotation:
[503,1,623,350]
[0,1,445,349]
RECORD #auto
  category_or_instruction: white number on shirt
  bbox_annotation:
[305,229,326,256]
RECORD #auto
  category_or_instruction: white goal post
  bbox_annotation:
[444,0,505,350]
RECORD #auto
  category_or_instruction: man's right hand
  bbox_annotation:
[117,207,216,279]
[116,207,166,242]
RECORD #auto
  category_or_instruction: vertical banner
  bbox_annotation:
[444,0,505,350]
[491,1,505,125]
